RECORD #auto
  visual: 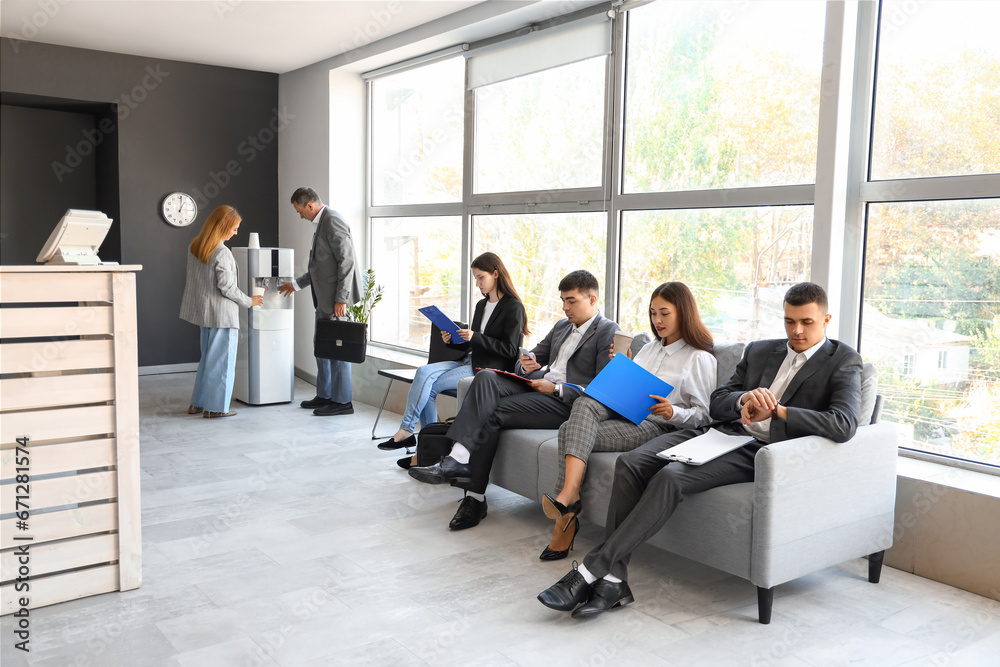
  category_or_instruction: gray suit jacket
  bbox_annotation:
[179,245,252,329]
[515,313,620,404]
[710,338,863,443]
[295,207,361,313]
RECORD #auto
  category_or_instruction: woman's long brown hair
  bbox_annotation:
[648,282,714,353]
[471,252,530,336]
[190,205,241,264]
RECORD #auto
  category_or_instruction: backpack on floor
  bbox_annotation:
[416,419,455,467]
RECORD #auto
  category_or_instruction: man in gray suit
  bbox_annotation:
[408,270,620,530]
[279,187,361,416]
[538,282,863,618]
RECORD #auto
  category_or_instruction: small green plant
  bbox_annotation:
[347,268,384,326]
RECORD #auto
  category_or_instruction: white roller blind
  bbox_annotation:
[467,18,612,90]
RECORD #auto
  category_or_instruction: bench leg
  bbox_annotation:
[371,381,394,440]
[757,586,773,624]
[868,550,886,584]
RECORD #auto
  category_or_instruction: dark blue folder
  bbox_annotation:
[418,305,462,338]
[584,353,675,425]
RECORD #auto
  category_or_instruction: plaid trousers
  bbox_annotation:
[554,396,672,493]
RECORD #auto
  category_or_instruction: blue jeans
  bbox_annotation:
[190,327,239,413]
[399,359,473,432]
[315,310,352,403]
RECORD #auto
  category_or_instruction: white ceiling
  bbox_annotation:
[0,0,492,74]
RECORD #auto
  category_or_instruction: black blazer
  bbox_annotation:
[447,294,525,372]
[709,338,863,443]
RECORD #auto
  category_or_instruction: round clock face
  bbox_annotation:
[162,192,198,227]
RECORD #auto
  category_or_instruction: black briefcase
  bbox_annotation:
[314,319,367,363]
[416,419,456,467]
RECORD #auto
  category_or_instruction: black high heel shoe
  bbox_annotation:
[542,493,582,520]
[540,516,580,561]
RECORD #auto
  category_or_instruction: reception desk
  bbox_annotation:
[0,265,142,613]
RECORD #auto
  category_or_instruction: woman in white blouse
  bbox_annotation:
[179,205,262,418]
[539,281,717,560]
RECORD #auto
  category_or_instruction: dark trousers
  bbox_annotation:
[447,371,573,494]
[582,427,762,581]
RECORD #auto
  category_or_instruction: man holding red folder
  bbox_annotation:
[537,282,863,618]
[408,270,619,530]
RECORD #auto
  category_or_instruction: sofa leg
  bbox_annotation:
[868,550,885,584]
[757,586,773,624]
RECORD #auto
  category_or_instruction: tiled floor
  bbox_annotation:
[3,373,999,666]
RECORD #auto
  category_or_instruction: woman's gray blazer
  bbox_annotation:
[179,244,252,329]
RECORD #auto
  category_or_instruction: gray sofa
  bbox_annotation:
[457,338,901,623]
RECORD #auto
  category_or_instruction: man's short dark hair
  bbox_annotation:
[290,187,321,206]
[784,282,828,312]
[558,270,600,296]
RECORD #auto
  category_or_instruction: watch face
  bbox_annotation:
[162,192,198,227]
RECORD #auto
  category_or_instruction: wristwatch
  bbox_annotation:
[555,383,563,398]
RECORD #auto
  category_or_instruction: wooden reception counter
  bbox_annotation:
[0,265,142,613]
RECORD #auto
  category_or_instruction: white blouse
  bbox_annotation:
[630,337,717,428]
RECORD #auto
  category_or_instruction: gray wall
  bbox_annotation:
[0,39,280,366]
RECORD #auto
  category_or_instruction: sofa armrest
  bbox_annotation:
[750,421,902,587]
[456,375,475,405]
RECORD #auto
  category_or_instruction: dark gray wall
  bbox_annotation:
[1,104,99,264]
[0,39,280,366]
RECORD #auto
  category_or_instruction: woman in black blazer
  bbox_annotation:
[378,252,528,454]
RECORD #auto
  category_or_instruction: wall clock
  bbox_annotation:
[161,192,198,227]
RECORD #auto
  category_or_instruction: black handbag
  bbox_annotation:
[416,419,456,467]
[314,318,367,363]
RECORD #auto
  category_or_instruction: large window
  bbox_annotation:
[473,212,607,345]
[623,0,826,193]
[870,1,1000,180]
[474,56,607,194]
[861,200,1000,466]
[619,206,812,340]
[370,217,463,349]
[370,57,464,205]
[364,2,1000,472]
[858,0,1000,467]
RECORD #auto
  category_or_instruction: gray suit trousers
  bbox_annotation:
[582,428,760,581]
[447,371,573,494]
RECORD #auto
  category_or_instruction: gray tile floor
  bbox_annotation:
[3,373,1000,666]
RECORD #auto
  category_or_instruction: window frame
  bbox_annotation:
[360,0,1000,473]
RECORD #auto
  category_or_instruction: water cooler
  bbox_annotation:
[233,245,295,405]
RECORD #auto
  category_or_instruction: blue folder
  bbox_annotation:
[584,353,675,425]
[418,305,462,338]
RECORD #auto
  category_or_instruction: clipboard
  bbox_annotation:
[418,305,462,338]
[584,354,674,425]
[476,368,533,385]
[655,428,755,465]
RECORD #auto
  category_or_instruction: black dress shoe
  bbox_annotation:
[301,396,333,409]
[396,456,416,470]
[378,434,416,451]
[537,563,594,612]
[542,493,582,520]
[571,579,634,618]
[449,495,487,530]
[407,456,472,486]
[313,401,354,416]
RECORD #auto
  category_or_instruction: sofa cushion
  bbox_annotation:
[712,342,746,387]
[487,429,552,500]
[858,362,878,425]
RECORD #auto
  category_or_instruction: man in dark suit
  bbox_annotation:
[279,187,361,416]
[408,270,620,530]
[538,282,863,618]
